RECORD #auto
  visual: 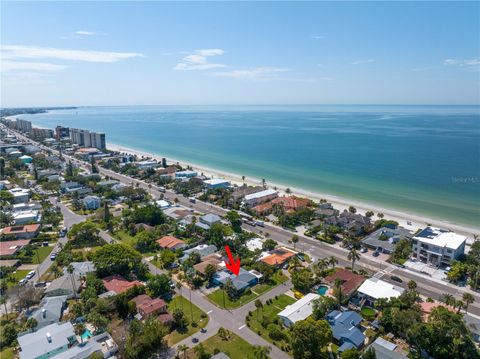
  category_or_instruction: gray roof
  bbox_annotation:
[44,274,81,298]
[29,295,67,329]
[181,245,217,262]
[18,322,77,359]
[368,338,408,359]
[215,268,257,292]
[362,226,412,252]
[67,262,96,277]
[200,213,222,226]
[327,310,365,348]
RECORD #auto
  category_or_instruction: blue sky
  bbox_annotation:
[1,1,479,106]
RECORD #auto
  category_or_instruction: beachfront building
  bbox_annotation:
[135,160,159,169]
[241,188,278,207]
[203,178,230,190]
[175,170,198,178]
[15,119,33,134]
[362,226,413,254]
[411,227,467,267]
[70,128,106,150]
[278,293,320,327]
[356,278,404,306]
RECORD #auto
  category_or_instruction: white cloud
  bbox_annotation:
[311,35,327,40]
[1,60,67,72]
[444,58,479,70]
[351,59,375,65]
[173,49,226,71]
[213,67,291,80]
[75,30,95,36]
[1,45,145,63]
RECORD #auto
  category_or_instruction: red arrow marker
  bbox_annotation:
[224,245,241,276]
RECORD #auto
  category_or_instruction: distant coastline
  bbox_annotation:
[14,105,480,234]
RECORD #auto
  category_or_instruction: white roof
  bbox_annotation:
[204,178,230,185]
[413,227,467,250]
[278,293,320,324]
[246,237,264,251]
[156,200,171,208]
[13,211,39,219]
[357,278,404,300]
[18,322,75,359]
[244,188,277,201]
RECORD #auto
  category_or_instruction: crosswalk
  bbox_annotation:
[373,264,397,279]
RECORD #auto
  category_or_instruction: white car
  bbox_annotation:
[18,278,28,286]
[26,270,35,279]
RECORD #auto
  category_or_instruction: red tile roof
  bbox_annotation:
[1,224,41,236]
[131,294,167,316]
[102,275,143,294]
[419,301,455,319]
[0,240,31,256]
[324,269,365,296]
[158,312,174,325]
[156,235,185,249]
[253,196,312,214]
[260,247,296,266]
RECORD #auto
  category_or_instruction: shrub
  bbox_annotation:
[268,324,287,341]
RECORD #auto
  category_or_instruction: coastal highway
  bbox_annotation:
[4,126,480,316]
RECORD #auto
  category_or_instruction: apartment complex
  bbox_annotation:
[70,128,106,150]
[15,119,33,133]
[55,126,70,139]
[411,227,467,267]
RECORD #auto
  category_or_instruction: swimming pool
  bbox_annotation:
[81,329,93,340]
[317,285,328,296]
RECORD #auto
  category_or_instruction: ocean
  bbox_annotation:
[17,105,480,228]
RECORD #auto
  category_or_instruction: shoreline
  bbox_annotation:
[107,141,479,239]
[9,114,479,238]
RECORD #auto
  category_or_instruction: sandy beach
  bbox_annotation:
[107,142,479,240]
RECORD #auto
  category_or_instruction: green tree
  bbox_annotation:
[312,296,336,320]
[26,317,38,332]
[291,268,315,293]
[341,348,361,359]
[93,243,145,278]
[291,317,333,359]
[87,310,108,332]
[0,157,5,179]
[252,345,271,359]
[262,238,277,251]
[225,210,243,232]
[254,299,264,320]
[291,235,299,250]
[68,221,102,247]
[90,156,98,174]
[146,274,172,298]
[204,264,217,285]
[348,206,357,213]
[160,250,176,269]
[74,323,86,343]
[347,248,360,270]
[103,201,111,224]
[462,292,475,313]
[194,343,211,359]
[362,347,377,359]
[178,344,188,359]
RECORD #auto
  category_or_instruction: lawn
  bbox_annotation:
[207,272,288,309]
[0,348,15,359]
[114,230,137,247]
[246,294,296,353]
[361,307,376,320]
[31,246,53,264]
[184,330,256,359]
[165,295,209,345]
[8,269,31,287]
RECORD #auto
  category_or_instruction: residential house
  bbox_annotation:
[130,294,168,319]
[157,166,177,179]
[367,337,408,359]
[156,235,186,250]
[68,261,96,277]
[260,247,296,267]
[0,239,31,257]
[17,322,77,359]
[338,210,371,236]
[134,223,154,232]
[13,210,40,225]
[242,189,278,207]
[324,269,365,297]
[44,274,82,299]
[82,195,101,210]
[327,310,365,353]
[102,275,143,295]
[411,227,467,267]
[96,180,120,188]
[362,226,413,254]
[180,244,218,263]
[36,170,58,180]
[213,268,262,293]
[197,213,222,230]
[0,224,41,239]
[203,178,230,190]
[356,278,404,305]
[53,332,118,359]
[135,160,159,169]
[9,188,30,203]
[252,195,312,215]
[228,185,264,206]
[278,293,320,327]
[155,199,171,209]
[29,295,68,329]
[175,170,198,178]
[12,202,42,213]
[163,207,192,220]
[194,253,224,277]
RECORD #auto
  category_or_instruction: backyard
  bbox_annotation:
[166,295,209,345]
[184,329,256,359]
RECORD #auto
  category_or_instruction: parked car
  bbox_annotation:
[18,278,27,286]
[297,254,305,262]
[50,253,57,260]
[42,241,49,246]
[189,197,196,203]
[158,186,166,193]
[255,220,265,227]
[294,291,304,299]
[390,275,403,283]
[192,337,199,343]
[372,251,380,257]
[26,270,35,279]
[360,247,368,253]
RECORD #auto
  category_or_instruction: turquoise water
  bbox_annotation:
[81,329,92,340]
[18,105,480,228]
[317,285,329,296]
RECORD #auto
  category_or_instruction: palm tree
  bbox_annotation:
[26,318,37,332]
[347,248,360,271]
[334,279,343,307]
[290,256,301,272]
[328,256,338,269]
[74,323,86,343]
[178,344,188,359]
[291,235,299,250]
[440,293,454,306]
[242,175,245,184]
[455,299,465,313]
[407,280,417,291]
[462,293,475,313]
[252,345,271,359]
[67,264,77,298]
[254,299,263,320]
